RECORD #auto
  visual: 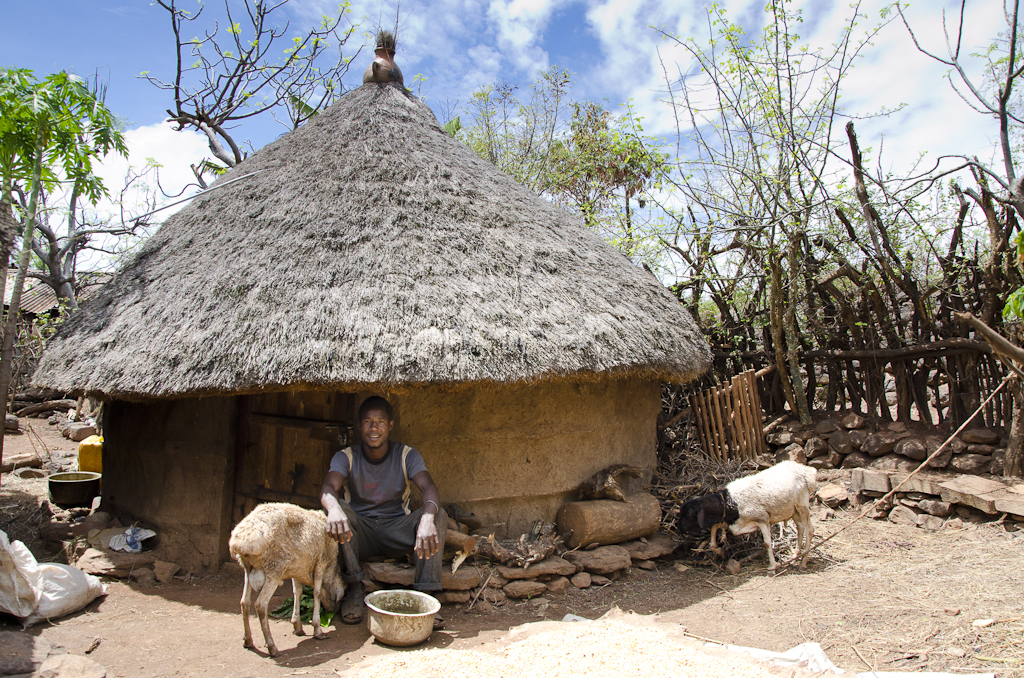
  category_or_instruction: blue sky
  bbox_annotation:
[0,0,1011,230]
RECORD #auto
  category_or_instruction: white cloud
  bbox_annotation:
[93,122,210,222]
[487,0,558,74]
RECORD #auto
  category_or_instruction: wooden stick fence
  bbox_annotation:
[690,370,768,462]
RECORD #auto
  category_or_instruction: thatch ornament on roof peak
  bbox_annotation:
[363,30,403,85]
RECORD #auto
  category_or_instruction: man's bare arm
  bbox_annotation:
[320,470,352,543]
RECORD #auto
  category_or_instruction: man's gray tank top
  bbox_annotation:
[328,441,428,519]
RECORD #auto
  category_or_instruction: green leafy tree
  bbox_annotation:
[0,69,127,476]
[459,66,571,194]
[547,102,667,258]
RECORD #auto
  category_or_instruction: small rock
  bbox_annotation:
[635,560,656,570]
[67,423,98,442]
[672,563,690,574]
[841,413,868,430]
[868,454,919,472]
[5,413,19,432]
[487,573,508,589]
[816,482,848,508]
[475,600,495,614]
[33,655,107,678]
[990,449,1006,476]
[828,431,852,455]
[944,517,964,530]
[895,438,928,461]
[441,566,482,591]
[848,429,867,450]
[916,514,944,531]
[481,587,506,604]
[886,421,907,433]
[498,557,575,581]
[590,575,610,586]
[863,432,897,457]
[725,559,741,575]
[961,429,1000,445]
[546,576,570,595]
[817,507,836,520]
[570,572,592,588]
[924,436,954,469]
[622,532,677,560]
[776,443,806,465]
[808,450,842,469]
[436,590,471,604]
[529,596,550,607]
[804,437,828,459]
[948,454,991,475]
[917,499,954,517]
[76,548,156,578]
[153,560,180,584]
[503,580,548,599]
[767,431,795,446]
[841,451,872,469]
[972,618,996,628]
[563,546,631,574]
[949,437,968,455]
[364,561,415,586]
[888,505,920,525]
[966,444,996,456]
[814,419,841,435]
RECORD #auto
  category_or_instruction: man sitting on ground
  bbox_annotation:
[320,395,447,627]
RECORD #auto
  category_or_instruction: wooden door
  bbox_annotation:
[232,391,354,524]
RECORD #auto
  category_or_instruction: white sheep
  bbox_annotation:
[228,502,345,657]
[677,460,818,570]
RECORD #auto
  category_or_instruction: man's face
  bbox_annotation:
[359,407,393,452]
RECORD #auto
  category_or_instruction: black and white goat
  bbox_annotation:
[677,460,818,570]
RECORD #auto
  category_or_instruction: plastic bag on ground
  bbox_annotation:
[108,526,156,553]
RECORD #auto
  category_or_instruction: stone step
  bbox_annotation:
[852,469,1024,519]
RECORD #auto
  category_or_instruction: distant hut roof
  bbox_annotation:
[34,82,710,400]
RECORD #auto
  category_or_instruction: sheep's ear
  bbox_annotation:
[697,506,706,530]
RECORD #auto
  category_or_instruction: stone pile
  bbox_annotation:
[847,467,1024,531]
[361,532,678,612]
[768,414,1009,476]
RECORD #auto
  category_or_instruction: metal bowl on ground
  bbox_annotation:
[48,471,101,508]
[364,589,439,647]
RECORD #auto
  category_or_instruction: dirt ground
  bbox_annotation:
[3,420,1024,677]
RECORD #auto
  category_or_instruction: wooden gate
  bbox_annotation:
[233,391,355,525]
[690,370,767,462]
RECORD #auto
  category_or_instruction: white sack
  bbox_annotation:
[0,529,42,617]
[23,563,106,626]
[0,529,106,626]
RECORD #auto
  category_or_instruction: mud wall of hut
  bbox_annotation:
[387,375,661,536]
[102,396,237,571]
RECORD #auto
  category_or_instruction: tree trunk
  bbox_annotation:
[0,129,45,480]
[1006,380,1024,478]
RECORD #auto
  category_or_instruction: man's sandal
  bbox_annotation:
[340,581,365,625]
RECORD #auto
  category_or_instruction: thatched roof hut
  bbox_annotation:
[33,79,710,570]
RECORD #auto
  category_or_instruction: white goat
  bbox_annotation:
[678,460,818,570]
[228,502,345,657]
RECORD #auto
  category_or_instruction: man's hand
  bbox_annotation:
[326,507,352,543]
[415,513,439,559]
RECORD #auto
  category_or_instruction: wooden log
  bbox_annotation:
[444,529,476,554]
[556,492,662,549]
[15,399,78,417]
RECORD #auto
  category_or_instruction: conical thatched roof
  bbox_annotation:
[34,83,710,400]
